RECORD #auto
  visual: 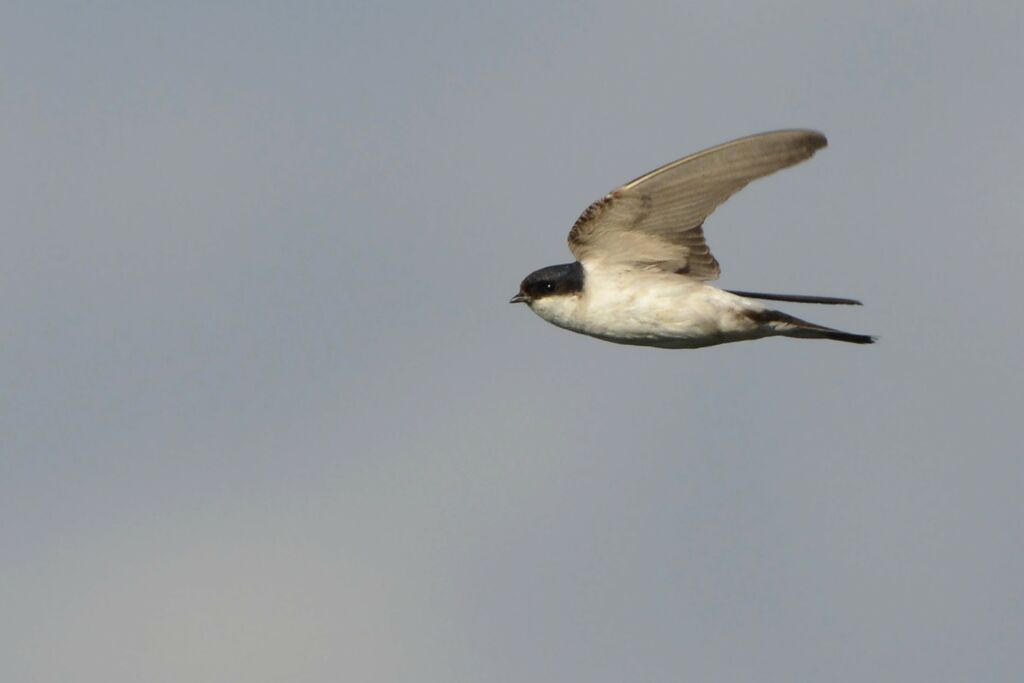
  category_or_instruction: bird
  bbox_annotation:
[509,129,874,349]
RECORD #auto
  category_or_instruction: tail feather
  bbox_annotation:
[791,326,876,344]
[746,309,875,345]
[727,290,862,306]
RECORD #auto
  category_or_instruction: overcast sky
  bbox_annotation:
[2,2,1023,681]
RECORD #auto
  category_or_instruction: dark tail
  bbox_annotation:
[747,309,875,345]
[727,290,863,306]
[796,327,876,344]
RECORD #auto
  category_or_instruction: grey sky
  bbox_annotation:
[2,1,1022,681]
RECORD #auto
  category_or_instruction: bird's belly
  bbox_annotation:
[575,305,727,348]
[537,286,761,349]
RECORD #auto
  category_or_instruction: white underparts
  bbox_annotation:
[527,262,773,349]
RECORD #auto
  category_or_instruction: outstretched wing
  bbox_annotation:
[567,130,827,279]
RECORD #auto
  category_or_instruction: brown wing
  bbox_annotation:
[567,130,827,279]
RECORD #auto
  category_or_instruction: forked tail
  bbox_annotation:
[748,309,875,344]
[727,290,863,305]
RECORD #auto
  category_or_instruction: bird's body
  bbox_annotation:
[529,262,749,348]
[511,130,874,348]
[529,260,869,348]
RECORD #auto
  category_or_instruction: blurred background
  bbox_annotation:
[2,2,1022,681]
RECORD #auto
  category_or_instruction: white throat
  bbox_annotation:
[528,294,584,331]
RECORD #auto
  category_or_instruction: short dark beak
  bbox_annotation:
[509,293,527,304]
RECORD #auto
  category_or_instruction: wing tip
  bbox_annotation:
[808,130,828,152]
[763,128,828,154]
[784,128,828,153]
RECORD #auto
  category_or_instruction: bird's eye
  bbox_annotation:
[544,282,554,291]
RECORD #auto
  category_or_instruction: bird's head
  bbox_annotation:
[510,261,584,305]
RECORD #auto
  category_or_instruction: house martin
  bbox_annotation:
[510,130,874,348]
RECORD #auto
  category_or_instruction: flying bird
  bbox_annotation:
[510,130,874,348]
